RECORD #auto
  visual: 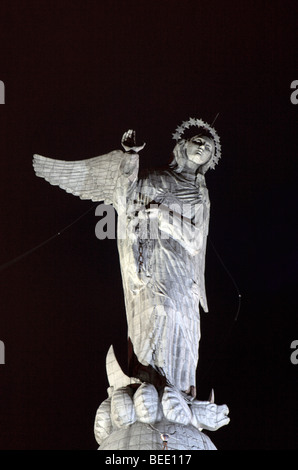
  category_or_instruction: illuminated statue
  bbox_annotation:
[33,118,229,450]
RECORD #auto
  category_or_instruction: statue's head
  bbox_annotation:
[170,118,221,175]
[170,134,215,175]
[185,134,215,166]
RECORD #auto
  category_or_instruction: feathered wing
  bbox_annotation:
[33,150,125,204]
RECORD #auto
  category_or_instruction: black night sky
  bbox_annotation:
[0,1,297,450]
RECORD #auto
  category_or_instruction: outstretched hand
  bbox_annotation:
[121,129,146,153]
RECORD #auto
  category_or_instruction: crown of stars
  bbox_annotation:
[172,117,221,170]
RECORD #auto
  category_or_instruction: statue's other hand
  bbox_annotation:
[121,129,146,153]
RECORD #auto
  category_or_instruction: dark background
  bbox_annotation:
[0,0,297,450]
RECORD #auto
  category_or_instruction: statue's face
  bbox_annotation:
[185,135,214,166]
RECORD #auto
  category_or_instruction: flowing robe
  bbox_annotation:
[33,148,210,392]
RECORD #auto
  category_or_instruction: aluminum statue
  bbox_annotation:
[33,118,229,450]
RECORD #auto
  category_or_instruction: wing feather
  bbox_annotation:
[33,150,124,204]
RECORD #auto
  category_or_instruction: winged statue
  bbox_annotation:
[33,122,220,398]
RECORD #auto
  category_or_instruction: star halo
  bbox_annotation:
[172,117,221,170]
